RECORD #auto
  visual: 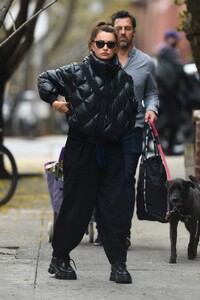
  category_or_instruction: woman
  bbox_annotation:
[38,22,137,284]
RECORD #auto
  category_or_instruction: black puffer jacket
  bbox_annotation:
[38,52,137,142]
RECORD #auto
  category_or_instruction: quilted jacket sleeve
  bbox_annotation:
[37,65,72,105]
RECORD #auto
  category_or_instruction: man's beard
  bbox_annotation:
[119,40,129,49]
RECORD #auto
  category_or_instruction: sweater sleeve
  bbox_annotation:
[144,59,159,114]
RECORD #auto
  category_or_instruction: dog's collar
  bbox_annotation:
[165,207,192,222]
[165,207,177,220]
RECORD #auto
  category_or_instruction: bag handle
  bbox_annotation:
[148,120,172,180]
[142,122,159,161]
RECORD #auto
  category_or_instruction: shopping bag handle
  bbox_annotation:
[148,120,172,181]
[142,122,159,160]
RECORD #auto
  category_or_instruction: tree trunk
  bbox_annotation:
[0,79,9,177]
[185,0,200,78]
[0,80,6,145]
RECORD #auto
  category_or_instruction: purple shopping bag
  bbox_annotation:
[44,147,64,214]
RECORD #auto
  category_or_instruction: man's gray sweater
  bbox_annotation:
[123,47,159,128]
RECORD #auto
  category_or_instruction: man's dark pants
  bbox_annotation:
[122,127,143,237]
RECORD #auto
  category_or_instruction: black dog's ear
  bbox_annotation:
[185,181,195,189]
[188,175,199,183]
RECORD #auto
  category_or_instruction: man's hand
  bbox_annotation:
[52,100,69,113]
[145,110,157,123]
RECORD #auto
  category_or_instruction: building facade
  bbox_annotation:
[131,0,192,62]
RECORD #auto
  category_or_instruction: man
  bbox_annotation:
[156,29,184,155]
[110,10,159,248]
[159,29,181,56]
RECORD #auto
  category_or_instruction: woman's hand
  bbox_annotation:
[52,100,69,113]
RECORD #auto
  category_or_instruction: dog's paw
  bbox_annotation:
[188,252,196,260]
[169,257,176,263]
[188,246,197,259]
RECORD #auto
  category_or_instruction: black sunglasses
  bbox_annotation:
[94,40,117,49]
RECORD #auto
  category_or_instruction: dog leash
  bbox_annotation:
[148,120,172,181]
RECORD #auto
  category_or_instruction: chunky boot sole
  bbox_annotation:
[110,271,132,284]
[115,273,132,284]
[48,265,55,274]
[55,272,77,280]
[109,272,115,282]
[48,263,77,280]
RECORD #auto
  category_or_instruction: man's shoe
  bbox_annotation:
[109,262,132,284]
[48,257,77,280]
[94,234,102,246]
[126,237,131,250]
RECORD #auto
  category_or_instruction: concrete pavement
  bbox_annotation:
[0,136,200,300]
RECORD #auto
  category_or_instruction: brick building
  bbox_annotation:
[131,0,192,63]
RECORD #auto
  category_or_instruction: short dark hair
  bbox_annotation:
[110,10,137,28]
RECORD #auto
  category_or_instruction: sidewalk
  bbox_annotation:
[0,136,200,300]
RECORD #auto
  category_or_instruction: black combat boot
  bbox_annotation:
[94,233,102,246]
[48,257,77,280]
[109,261,132,284]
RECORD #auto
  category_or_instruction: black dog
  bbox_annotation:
[165,176,200,263]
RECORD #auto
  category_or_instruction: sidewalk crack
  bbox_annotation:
[33,211,45,297]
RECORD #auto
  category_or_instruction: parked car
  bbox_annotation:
[12,90,51,138]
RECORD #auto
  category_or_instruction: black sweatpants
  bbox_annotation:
[52,136,129,265]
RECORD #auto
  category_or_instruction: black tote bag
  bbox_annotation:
[136,122,168,223]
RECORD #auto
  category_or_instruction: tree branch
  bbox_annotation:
[4,0,43,78]
[0,0,58,49]
[0,0,14,28]
[49,0,78,53]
